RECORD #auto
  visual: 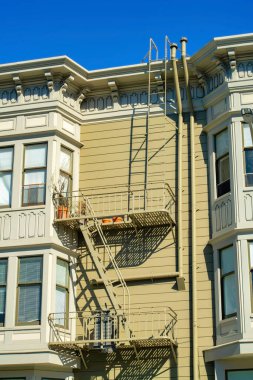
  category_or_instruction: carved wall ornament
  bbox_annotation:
[61,74,75,94]
[108,80,119,106]
[81,83,204,114]
[237,61,253,79]
[77,87,90,105]
[228,50,236,72]
[13,75,22,97]
[196,71,207,95]
[45,72,54,92]
[212,57,228,82]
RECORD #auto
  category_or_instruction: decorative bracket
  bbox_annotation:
[212,56,228,82]
[61,74,75,94]
[228,50,236,72]
[196,70,208,94]
[108,80,118,106]
[154,74,164,94]
[77,87,90,104]
[45,72,54,92]
[13,75,22,96]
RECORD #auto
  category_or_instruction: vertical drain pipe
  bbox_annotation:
[181,37,199,379]
[170,44,185,290]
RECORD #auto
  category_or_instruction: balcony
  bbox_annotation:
[53,182,176,230]
[48,307,177,353]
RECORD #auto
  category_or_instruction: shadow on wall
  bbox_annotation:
[74,346,177,380]
[74,253,102,313]
[91,225,175,269]
[54,223,79,250]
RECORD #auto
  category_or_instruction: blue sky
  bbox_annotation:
[1,0,253,70]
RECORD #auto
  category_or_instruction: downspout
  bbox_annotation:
[180,37,199,379]
[170,43,185,291]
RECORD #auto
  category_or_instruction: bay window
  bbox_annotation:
[249,242,253,311]
[17,256,43,325]
[215,129,230,197]
[242,123,253,186]
[59,146,73,196]
[220,245,237,319]
[0,259,8,326]
[22,143,47,206]
[55,258,69,327]
[0,147,13,207]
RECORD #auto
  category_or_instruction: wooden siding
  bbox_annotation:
[75,111,214,379]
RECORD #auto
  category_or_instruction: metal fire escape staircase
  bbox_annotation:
[48,36,178,366]
[80,197,131,328]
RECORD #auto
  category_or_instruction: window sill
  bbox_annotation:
[214,192,231,202]
[0,205,46,213]
[219,315,237,325]
[0,325,41,331]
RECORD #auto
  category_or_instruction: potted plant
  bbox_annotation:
[52,180,69,219]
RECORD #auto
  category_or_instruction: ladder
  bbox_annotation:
[80,197,131,335]
[128,38,177,208]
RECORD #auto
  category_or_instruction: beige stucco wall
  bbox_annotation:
[75,111,214,379]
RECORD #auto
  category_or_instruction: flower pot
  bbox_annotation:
[112,216,123,223]
[57,206,69,219]
[102,218,113,224]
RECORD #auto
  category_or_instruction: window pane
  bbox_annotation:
[0,173,12,206]
[55,287,67,326]
[60,147,72,173]
[59,173,71,195]
[243,124,253,148]
[216,129,229,158]
[24,169,46,185]
[227,370,253,380]
[56,259,69,287]
[221,246,234,276]
[245,149,253,175]
[19,257,42,283]
[250,243,253,267]
[218,155,230,183]
[23,170,46,205]
[56,287,67,313]
[0,147,13,170]
[0,287,6,324]
[0,260,7,285]
[222,273,237,317]
[25,144,47,168]
[17,284,41,323]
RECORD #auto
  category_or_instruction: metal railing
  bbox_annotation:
[48,307,177,347]
[53,182,175,221]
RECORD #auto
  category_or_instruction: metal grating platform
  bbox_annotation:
[54,210,175,231]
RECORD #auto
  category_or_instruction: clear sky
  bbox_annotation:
[1,0,253,70]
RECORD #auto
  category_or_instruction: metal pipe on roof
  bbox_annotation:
[180,36,199,380]
[170,43,185,290]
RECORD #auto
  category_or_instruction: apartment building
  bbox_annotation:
[0,33,252,380]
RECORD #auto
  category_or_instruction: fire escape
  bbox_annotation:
[48,38,178,367]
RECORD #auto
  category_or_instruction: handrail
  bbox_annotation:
[84,196,131,319]
[48,307,177,345]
